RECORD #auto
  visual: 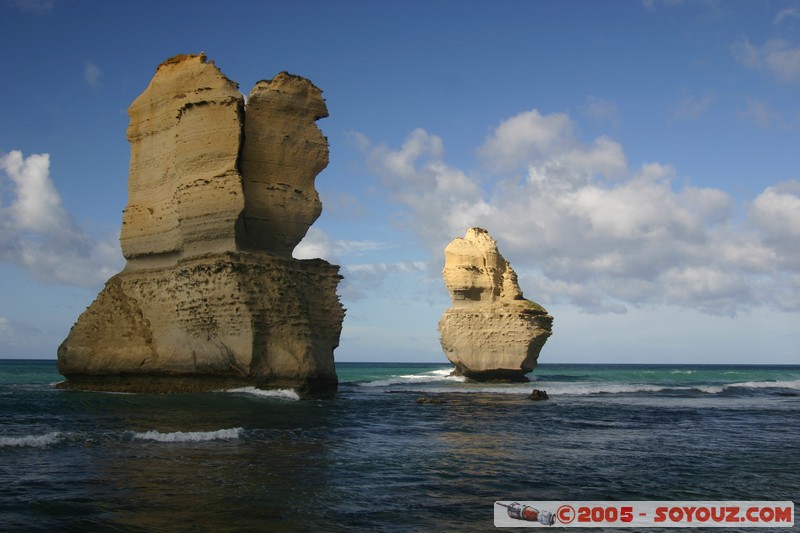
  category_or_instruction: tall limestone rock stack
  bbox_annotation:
[438,228,553,381]
[57,54,344,398]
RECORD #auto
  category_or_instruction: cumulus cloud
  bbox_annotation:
[734,37,800,83]
[357,108,800,315]
[365,128,492,249]
[292,226,335,260]
[0,150,123,287]
[749,180,800,269]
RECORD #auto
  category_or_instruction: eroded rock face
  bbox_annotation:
[438,228,552,381]
[58,54,343,398]
[240,73,329,256]
[122,54,245,267]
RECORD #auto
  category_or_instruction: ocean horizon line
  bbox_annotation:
[1,358,798,368]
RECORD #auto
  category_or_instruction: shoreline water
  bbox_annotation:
[1,360,798,531]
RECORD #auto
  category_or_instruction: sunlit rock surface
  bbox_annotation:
[438,227,552,381]
[58,54,343,398]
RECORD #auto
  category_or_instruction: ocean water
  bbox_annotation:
[1,360,798,532]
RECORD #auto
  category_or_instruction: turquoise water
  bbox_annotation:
[1,360,798,531]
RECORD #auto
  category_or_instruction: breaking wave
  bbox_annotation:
[359,369,466,387]
[727,379,800,390]
[0,431,63,448]
[133,427,244,442]
[226,387,300,400]
[379,379,800,396]
[538,380,800,395]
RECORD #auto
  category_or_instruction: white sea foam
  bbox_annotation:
[696,385,725,394]
[226,387,300,400]
[133,427,244,442]
[728,379,800,390]
[0,431,62,448]
[394,382,727,396]
[360,369,800,396]
[547,383,670,395]
[545,380,800,395]
[360,368,465,387]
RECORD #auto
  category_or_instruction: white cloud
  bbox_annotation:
[357,108,800,315]
[335,240,388,256]
[340,261,428,301]
[642,0,686,10]
[292,226,335,260]
[774,7,800,25]
[584,96,621,127]
[0,150,123,287]
[1,152,63,233]
[478,110,575,174]
[365,128,492,250]
[84,61,102,87]
[738,98,773,129]
[734,37,800,83]
[749,180,800,269]
[293,227,414,301]
[480,110,627,187]
[671,91,716,120]
[322,192,367,221]
[8,0,55,15]
[293,228,388,262]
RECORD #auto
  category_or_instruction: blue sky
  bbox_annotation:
[1,0,799,364]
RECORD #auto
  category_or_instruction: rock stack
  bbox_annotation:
[438,228,552,381]
[57,54,344,398]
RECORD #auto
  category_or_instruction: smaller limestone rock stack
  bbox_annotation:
[438,228,553,381]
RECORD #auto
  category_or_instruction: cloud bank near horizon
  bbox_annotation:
[356,108,800,316]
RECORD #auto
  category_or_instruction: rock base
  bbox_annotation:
[58,252,343,399]
[439,307,552,382]
[450,367,532,382]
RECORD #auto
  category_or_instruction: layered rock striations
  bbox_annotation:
[240,73,329,256]
[58,54,344,398]
[438,228,552,381]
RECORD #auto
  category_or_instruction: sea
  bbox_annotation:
[1,360,798,532]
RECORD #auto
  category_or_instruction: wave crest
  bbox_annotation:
[133,427,244,442]
[226,387,300,400]
[0,431,62,448]
[360,368,465,387]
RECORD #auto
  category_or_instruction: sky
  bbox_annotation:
[1,0,799,364]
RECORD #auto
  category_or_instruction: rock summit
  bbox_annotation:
[57,54,344,398]
[438,228,552,381]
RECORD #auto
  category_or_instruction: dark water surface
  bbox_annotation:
[1,361,798,531]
